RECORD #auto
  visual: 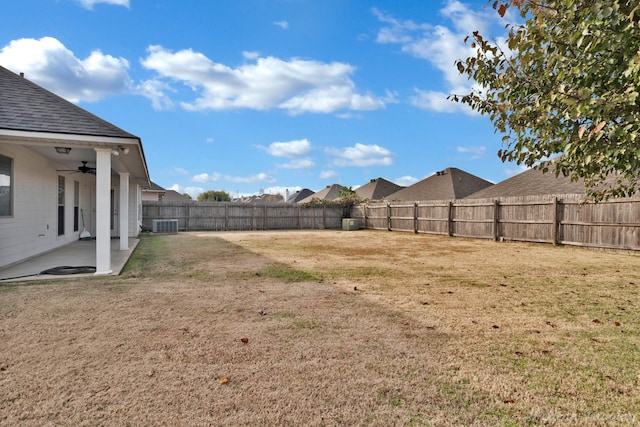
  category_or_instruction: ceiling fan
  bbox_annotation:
[57,161,97,175]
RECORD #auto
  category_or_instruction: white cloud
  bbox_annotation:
[409,88,477,115]
[243,51,260,60]
[205,137,215,144]
[169,184,204,199]
[273,20,289,30]
[193,172,276,184]
[319,170,337,180]
[374,1,502,114]
[263,139,315,169]
[267,139,311,158]
[0,37,131,103]
[76,0,129,9]
[325,143,394,167]
[372,8,431,44]
[264,186,301,197]
[394,175,419,186]
[140,45,388,114]
[136,79,175,110]
[170,167,189,176]
[456,145,486,160]
[504,164,529,177]
[281,158,315,169]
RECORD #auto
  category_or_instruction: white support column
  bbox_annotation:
[94,148,112,275]
[119,172,130,250]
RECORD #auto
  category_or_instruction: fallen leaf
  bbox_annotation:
[492,325,500,329]
[593,319,601,324]
[219,377,230,384]
[615,322,621,326]
[545,321,556,328]
[503,398,515,404]
[240,338,249,344]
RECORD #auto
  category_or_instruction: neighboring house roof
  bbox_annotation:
[298,184,344,203]
[355,177,404,201]
[286,188,314,203]
[163,190,191,202]
[387,167,493,201]
[142,181,166,198]
[465,167,598,199]
[147,181,165,192]
[0,65,137,139]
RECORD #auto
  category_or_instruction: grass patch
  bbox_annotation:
[258,265,320,282]
[121,233,168,275]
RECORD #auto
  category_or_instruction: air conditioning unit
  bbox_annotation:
[342,218,360,231]
[152,219,178,234]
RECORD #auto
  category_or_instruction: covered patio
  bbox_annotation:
[0,238,139,282]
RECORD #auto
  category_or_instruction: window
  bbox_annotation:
[0,154,12,217]
[58,175,65,236]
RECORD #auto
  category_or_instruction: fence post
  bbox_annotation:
[263,205,268,230]
[447,201,454,237]
[493,200,500,241]
[185,203,189,232]
[552,196,558,245]
[364,204,368,230]
[414,202,418,233]
[387,203,391,231]
[223,203,228,231]
[323,204,327,229]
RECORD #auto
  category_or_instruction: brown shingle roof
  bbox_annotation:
[298,184,344,203]
[355,177,404,201]
[0,65,137,139]
[465,168,594,199]
[387,167,493,201]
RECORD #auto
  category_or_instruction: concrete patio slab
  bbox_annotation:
[0,238,139,282]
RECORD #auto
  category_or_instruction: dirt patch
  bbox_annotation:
[1,230,639,426]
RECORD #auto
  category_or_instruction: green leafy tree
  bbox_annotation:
[182,193,192,200]
[452,0,640,199]
[337,185,356,198]
[197,190,231,202]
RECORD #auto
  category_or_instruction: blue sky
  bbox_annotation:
[0,0,525,198]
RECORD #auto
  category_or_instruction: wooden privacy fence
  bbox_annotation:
[350,195,640,252]
[142,202,345,231]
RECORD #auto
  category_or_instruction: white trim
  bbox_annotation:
[94,148,112,275]
[119,172,130,250]
[0,129,139,146]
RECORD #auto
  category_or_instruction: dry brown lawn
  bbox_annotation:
[1,230,639,426]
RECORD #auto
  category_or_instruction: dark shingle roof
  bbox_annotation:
[147,181,165,192]
[287,188,314,203]
[0,65,137,139]
[465,168,596,199]
[355,178,404,201]
[387,167,493,201]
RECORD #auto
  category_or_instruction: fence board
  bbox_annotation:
[143,202,344,231]
[143,196,639,251]
[351,195,640,252]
